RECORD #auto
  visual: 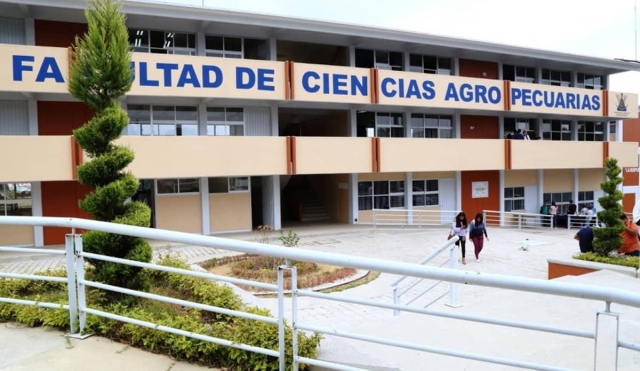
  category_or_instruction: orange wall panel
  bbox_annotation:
[461,170,500,221]
[623,167,639,186]
[41,181,94,245]
[35,20,87,47]
[38,101,95,136]
[460,115,499,139]
[458,59,499,80]
[623,115,640,145]
[623,193,636,214]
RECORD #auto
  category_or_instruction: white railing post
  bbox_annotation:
[277,265,286,371]
[567,215,571,230]
[291,266,299,371]
[74,234,88,336]
[518,214,522,229]
[446,245,461,308]
[64,234,78,336]
[373,210,377,230]
[593,303,620,371]
[392,286,400,316]
[549,215,553,230]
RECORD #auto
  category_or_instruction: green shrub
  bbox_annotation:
[593,158,624,256]
[0,255,322,370]
[574,252,639,269]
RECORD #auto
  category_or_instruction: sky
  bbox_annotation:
[137,0,640,94]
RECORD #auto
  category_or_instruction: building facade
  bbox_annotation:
[0,0,639,246]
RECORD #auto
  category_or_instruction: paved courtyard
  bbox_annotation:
[2,225,638,370]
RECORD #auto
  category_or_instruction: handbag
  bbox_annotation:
[447,229,454,240]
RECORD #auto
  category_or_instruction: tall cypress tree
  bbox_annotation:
[68,0,152,293]
[592,158,624,257]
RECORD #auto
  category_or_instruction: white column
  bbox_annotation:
[536,118,543,140]
[616,119,623,142]
[270,105,279,136]
[499,170,505,226]
[266,106,282,230]
[200,177,210,235]
[454,112,461,138]
[498,62,504,80]
[573,169,579,209]
[269,38,277,61]
[498,115,505,139]
[405,172,413,224]
[571,119,579,141]
[403,51,410,72]
[25,18,35,45]
[348,109,358,224]
[348,45,356,67]
[349,174,358,224]
[272,176,281,230]
[197,103,207,135]
[196,32,206,56]
[453,56,460,76]
[455,171,462,211]
[605,120,612,142]
[537,170,544,208]
[27,99,42,245]
[31,182,43,246]
[536,66,542,84]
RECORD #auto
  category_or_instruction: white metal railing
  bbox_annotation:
[372,209,460,229]
[483,210,555,229]
[391,236,460,315]
[0,216,640,370]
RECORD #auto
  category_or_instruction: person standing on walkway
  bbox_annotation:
[550,202,558,228]
[619,214,640,257]
[452,212,469,265]
[469,213,489,262]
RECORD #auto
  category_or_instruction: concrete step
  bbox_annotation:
[301,215,332,222]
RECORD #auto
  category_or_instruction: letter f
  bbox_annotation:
[12,55,35,81]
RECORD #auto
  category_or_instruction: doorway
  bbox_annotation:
[132,179,156,228]
[251,177,264,228]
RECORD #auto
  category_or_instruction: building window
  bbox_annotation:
[410,114,453,138]
[355,49,403,71]
[208,177,250,193]
[577,121,604,141]
[504,118,537,139]
[0,183,32,216]
[504,187,525,212]
[576,73,604,90]
[128,29,197,55]
[357,180,405,211]
[412,180,439,207]
[206,107,244,136]
[205,36,243,58]
[126,105,199,136]
[541,69,572,87]
[157,178,200,194]
[356,111,404,138]
[408,54,452,75]
[503,65,536,83]
[541,119,572,141]
[543,192,573,214]
[578,191,595,211]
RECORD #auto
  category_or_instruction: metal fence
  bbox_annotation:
[372,209,460,229]
[1,216,640,370]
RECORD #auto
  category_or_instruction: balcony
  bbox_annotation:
[377,138,505,172]
[292,137,374,174]
[0,136,74,182]
[509,141,638,170]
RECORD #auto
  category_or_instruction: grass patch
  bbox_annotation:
[259,271,382,299]
[201,254,357,292]
[574,252,639,269]
[0,254,322,371]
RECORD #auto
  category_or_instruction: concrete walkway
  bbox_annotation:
[2,225,636,370]
[0,324,220,371]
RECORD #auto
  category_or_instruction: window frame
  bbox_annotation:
[541,119,572,141]
[503,64,537,83]
[412,179,439,207]
[208,177,251,194]
[204,35,244,59]
[206,107,245,136]
[126,105,199,136]
[408,54,452,75]
[128,29,197,56]
[576,73,604,90]
[0,182,33,216]
[357,180,405,211]
[543,192,573,215]
[541,69,572,87]
[578,191,595,211]
[577,121,605,142]
[156,178,201,196]
[410,114,454,139]
[504,186,525,212]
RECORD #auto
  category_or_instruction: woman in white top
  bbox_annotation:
[452,212,469,265]
[550,202,558,229]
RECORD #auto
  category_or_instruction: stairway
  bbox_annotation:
[298,189,331,222]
